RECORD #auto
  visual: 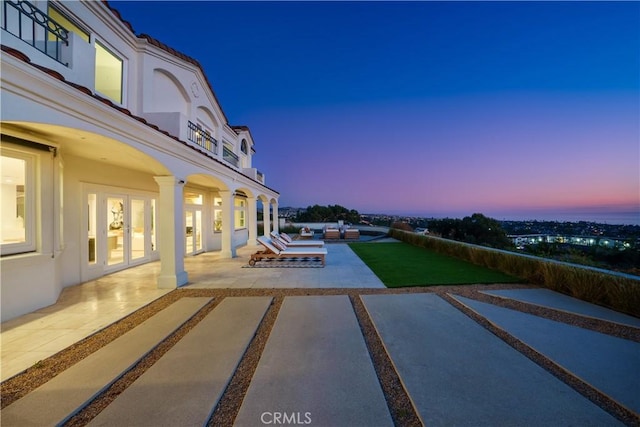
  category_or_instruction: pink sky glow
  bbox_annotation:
[112,1,640,223]
[250,92,639,221]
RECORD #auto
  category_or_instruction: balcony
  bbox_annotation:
[2,0,69,65]
[242,168,265,184]
[223,146,239,167]
[187,121,218,155]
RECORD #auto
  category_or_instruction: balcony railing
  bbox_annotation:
[187,121,217,154]
[2,0,69,65]
[223,146,239,167]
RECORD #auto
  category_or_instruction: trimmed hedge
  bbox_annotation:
[388,229,640,317]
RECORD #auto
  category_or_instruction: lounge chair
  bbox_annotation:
[323,227,340,240]
[250,236,327,266]
[271,231,324,247]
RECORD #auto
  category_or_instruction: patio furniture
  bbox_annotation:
[323,227,340,240]
[250,237,327,266]
[299,227,314,239]
[343,228,360,240]
[271,231,324,247]
[278,232,297,243]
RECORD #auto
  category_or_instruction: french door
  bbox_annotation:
[105,194,149,269]
[84,187,157,280]
[185,207,203,255]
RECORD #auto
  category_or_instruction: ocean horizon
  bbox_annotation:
[389,208,640,226]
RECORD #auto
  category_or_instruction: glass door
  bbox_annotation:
[130,198,145,261]
[185,207,203,255]
[107,196,126,268]
[83,187,157,281]
[105,195,153,271]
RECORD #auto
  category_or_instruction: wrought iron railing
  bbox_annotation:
[223,145,239,167]
[187,121,218,154]
[2,0,69,65]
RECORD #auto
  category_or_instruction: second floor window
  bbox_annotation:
[95,41,123,104]
[48,5,89,43]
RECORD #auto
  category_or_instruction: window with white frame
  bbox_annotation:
[1,148,35,255]
[240,139,250,168]
[95,40,123,104]
[213,197,222,232]
[234,197,246,229]
[223,141,239,167]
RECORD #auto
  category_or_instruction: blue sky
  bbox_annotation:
[112,1,640,223]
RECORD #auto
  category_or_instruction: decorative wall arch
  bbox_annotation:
[150,68,190,115]
[184,173,230,191]
[196,106,218,133]
[235,186,256,199]
[1,121,173,177]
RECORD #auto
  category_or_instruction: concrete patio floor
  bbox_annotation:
[1,242,638,426]
[1,243,383,382]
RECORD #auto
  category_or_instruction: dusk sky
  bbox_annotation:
[112,1,639,224]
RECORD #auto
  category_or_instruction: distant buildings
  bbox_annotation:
[509,234,632,250]
[1,0,279,320]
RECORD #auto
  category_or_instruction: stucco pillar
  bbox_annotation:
[153,176,188,288]
[247,197,258,246]
[220,190,236,258]
[272,200,279,233]
[262,199,271,237]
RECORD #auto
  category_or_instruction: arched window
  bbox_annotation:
[241,139,248,155]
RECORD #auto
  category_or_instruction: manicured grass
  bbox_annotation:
[349,242,521,288]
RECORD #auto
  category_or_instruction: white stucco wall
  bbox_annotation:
[1,1,279,322]
[1,254,59,321]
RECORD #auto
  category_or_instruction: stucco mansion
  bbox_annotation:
[1,0,280,321]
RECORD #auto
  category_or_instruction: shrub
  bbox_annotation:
[388,228,640,317]
[391,221,414,232]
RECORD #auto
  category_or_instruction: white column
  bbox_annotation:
[153,176,188,289]
[272,200,279,233]
[220,190,236,258]
[247,197,258,246]
[262,199,271,237]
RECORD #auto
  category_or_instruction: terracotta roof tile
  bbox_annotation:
[1,43,278,194]
[102,1,232,127]
[1,45,31,62]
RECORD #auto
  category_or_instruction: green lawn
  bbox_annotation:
[349,242,522,287]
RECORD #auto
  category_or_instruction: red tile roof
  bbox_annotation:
[0,44,278,194]
[101,0,255,141]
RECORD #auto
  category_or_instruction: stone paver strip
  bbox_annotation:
[362,294,620,426]
[89,296,272,426]
[235,295,392,427]
[481,288,640,327]
[1,297,211,427]
[453,294,640,415]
